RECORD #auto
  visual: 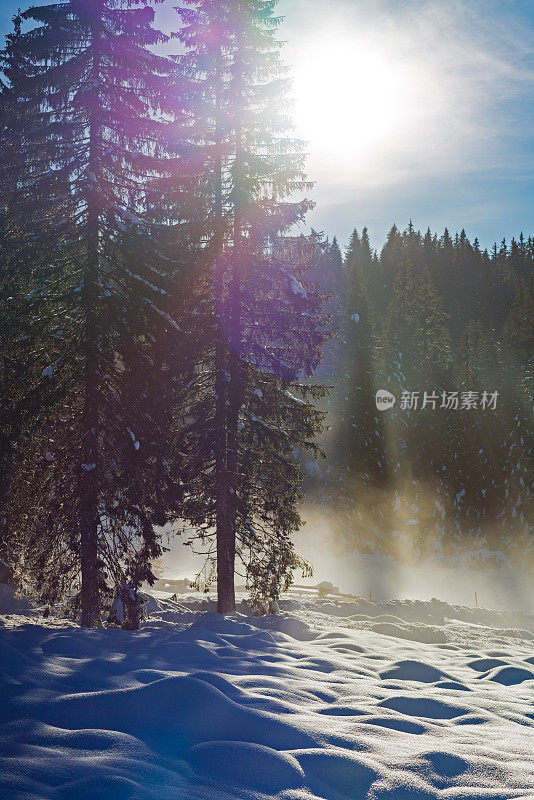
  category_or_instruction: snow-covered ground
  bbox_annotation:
[1,584,533,800]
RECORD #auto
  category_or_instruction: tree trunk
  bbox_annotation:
[80,26,101,628]
[0,433,14,586]
[79,190,101,627]
[213,53,235,614]
[220,37,246,614]
[215,323,234,613]
[224,228,242,615]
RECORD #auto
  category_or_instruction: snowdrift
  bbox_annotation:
[1,585,533,799]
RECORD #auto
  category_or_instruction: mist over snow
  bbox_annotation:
[159,509,533,614]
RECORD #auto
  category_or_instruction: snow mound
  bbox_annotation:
[378,695,469,719]
[45,673,316,754]
[486,665,534,685]
[295,748,380,795]
[186,740,305,793]
[370,621,448,643]
[468,657,508,671]
[379,659,456,683]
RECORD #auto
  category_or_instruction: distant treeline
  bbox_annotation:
[309,224,533,568]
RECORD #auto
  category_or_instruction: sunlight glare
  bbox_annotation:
[291,31,434,180]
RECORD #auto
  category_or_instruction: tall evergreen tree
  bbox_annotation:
[0,9,67,585]
[339,228,385,484]
[173,0,329,612]
[1,0,185,626]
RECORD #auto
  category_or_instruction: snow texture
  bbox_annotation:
[41,363,57,380]
[280,267,309,299]
[127,428,140,451]
[0,584,533,800]
[284,389,306,405]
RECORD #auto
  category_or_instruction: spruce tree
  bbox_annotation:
[0,10,66,585]
[376,257,453,555]
[173,0,329,612]
[339,228,385,484]
[2,1,182,626]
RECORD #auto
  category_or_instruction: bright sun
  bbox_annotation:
[290,32,435,181]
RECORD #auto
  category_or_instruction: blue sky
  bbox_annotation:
[2,0,533,251]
